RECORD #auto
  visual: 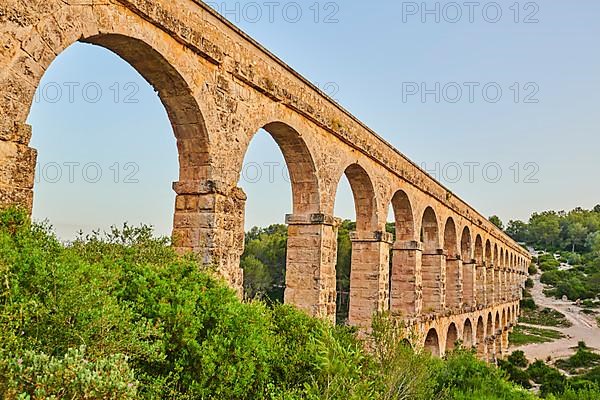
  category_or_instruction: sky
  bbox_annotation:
[27,0,600,239]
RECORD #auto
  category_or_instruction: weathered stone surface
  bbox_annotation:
[0,0,531,357]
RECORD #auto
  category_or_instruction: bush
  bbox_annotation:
[0,347,138,399]
[529,264,538,275]
[521,298,536,310]
[525,278,534,288]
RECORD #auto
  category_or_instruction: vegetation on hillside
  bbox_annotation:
[1,207,596,399]
[504,206,600,302]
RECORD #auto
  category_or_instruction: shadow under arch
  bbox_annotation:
[463,318,474,348]
[446,322,459,353]
[424,328,440,357]
[476,316,485,358]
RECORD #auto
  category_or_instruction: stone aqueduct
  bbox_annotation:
[0,0,530,358]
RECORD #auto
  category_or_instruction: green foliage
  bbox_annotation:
[527,360,567,396]
[433,349,536,399]
[528,263,538,275]
[335,220,355,324]
[509,325,564,346]
[508,351,530,368]
[0,347,138,399]
[489,215,504,230]
[525,278,534,288]
[555,346,600,374]
[519,307,572,328]
[2,207,594,400]
[241,224,288,301]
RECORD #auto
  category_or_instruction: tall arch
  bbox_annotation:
[424,328,441,357]
[339,164,386,327]
[463,319,474,348]
[485,240,494,305]
[259,122,321,215]
[461,227,472,261]
[444,218,462,310]
[421,207,440,252]
[389,190,420,315]
[446,323,459,353]
[24,33,213,253]
[475,235,485,306]
[238,122,331,320]
[493,244,500,304]
[499,248,506,302]
[421,207,444,312]
[461,227,476,307]
[476,316,485,358]
[487,312,493,337]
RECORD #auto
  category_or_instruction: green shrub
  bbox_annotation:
[528,264,538,275]
[525,278,534,288]
[0,347,138,399]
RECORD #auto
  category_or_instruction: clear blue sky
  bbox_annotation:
[28,1,600,239]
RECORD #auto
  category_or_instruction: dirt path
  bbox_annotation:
[511,273,600,361]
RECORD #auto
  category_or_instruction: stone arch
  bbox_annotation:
[340,163,378,232]
[390,190,415,241]
[389,190,420,315]
[502,309,507,327]
[508,307,512,325]
[444,218,461,309]
[255,121,321,216]
[420,207,440,251]
[339,163,384,327]
[443,217,459,257]
[242,121,322,306]
[485,240,494,304]
[476,316,485,357]
[463,319,474,348]
[19,31,213,252]
[461,227,472,261]
[446,322,459,353]
[475,235,484,263]
[401,338,413,349]
[485,240,492,265]
[495,311,500,333]
[421,207,443,312]
[487,312,493,336]
[460,226,475,307]
[424,328,441,357]
[475,235,485,305]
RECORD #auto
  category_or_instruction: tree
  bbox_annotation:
[489,215,504,230]
[565,221,588,252]
[528,212,561,250]
[506,220,529,242]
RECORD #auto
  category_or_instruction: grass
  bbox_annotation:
[509,325,565,346]
[519,307,572,328]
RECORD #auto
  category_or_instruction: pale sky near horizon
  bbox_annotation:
[27,1,600,239]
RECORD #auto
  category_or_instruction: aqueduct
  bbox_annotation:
[0,0,529,359]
